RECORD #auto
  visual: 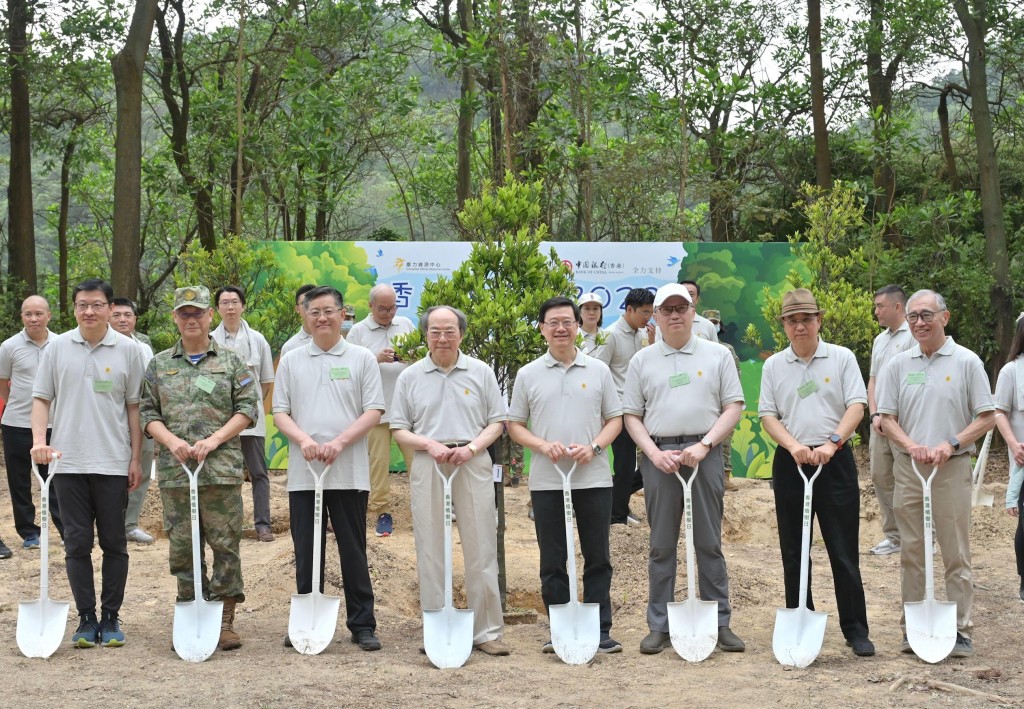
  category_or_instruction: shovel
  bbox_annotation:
[668,463,718,662]
[904,461,957,663]
[423,462,474,669]
[970,431,994,507]
[172,461,223,662]
[773,464,828,668]
[288,461,342,655]
[17,455,70,658]
[549,461,600,665]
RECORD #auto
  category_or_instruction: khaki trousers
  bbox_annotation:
[869,429,899,543]
[367,423,413,515]
[893,451,973,637]
[410,450,503,644]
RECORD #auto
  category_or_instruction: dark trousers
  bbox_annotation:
[2,425,63,540]
[772,445,869,640]
[241,436,271,530]
[610,427,643,523]
[532,487,614,635]
[289,489,375,634]
[54,474,129,616]
[1016,483,1024,578]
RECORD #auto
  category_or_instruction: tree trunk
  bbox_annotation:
[455,0,475,208]
[953,0,1012,368]
[58,128,81,320]
[708,141,731,242]
[808,0,832,190]
[6,0,37,302]
[937,86,961,190]
[865,0,900,244]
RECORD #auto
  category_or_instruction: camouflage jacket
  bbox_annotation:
[141,338,260,488]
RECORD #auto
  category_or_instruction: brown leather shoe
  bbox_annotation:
[219,598,242,651]
[474,640,511,656]
[257,528,274,542]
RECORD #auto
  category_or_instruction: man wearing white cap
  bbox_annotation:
[623,283,746,654]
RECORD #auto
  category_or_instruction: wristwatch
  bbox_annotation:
[828,433,843,449]
[591,443,603,456]
[700,436,714,449]
[869,412,881,421]
[466,443,479,455]
[946,436,960,452]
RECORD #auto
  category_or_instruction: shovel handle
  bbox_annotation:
[795,465,823,611]
[553,461,580,604]
[433,463,461,610]
[180,461,207,603]
[674,463,701,602]
[910,461,940,600]
[306,462,331,596]
[30,454,59,600]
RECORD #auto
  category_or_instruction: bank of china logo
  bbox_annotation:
[562,259,573,271]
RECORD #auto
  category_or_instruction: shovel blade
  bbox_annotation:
[288,591,342,655]
[173,598,224,662]
[550,601,600,665]
[667,599,719,662]
[773,607,828,668]
[16,598,70,658]
[904,600,957,663]
[423,606,474,669]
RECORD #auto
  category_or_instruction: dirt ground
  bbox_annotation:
[2,447,1022,709]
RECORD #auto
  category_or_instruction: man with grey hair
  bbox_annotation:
[391,305,510,656]
[867,285,911,555]
[878,288,995,659]
[347,283,416,537]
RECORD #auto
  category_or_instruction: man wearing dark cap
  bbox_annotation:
[758,288,874,657]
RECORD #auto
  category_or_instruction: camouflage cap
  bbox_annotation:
[173,285,211,311]
[702,309,722,323]
[343,304,356,317]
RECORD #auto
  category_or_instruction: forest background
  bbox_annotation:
[1,0,1023,374]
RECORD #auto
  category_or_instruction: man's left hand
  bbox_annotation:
[677,443,708,469]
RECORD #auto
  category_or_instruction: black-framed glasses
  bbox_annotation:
[658,303,691,315]
[906,309,945,324]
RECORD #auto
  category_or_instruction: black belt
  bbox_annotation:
[652,434,704,446]
[444,441,471,449]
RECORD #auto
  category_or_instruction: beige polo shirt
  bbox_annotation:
[32,326,145,475]
[390,350,507,442]
[0,328,57,427]
[280,327,311,357]
[876,337,994,455]
[869,320,912,377]
[346,315,416,422]
[594,316,643,397]
[212,320,274,437]
[508,351,621,491]
[581,328,606,357]
[273,339,384,491]
[622,338,744,438]
[759,339,867,446]
[995,358,1024,443]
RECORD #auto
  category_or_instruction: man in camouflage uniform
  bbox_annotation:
[140,286,259,651]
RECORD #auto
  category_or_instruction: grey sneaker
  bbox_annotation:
[639,630,671,654]
[541,640,554,653]
[900,634,913,654]
[869,538,900,555]
[950,633,974,658]
[717,626,745,652]
[126,528,155,545]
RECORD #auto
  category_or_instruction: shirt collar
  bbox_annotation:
[423,350,468,372]
[70,326,119,347]
[171,337,219,359]
[910,336,956,359]
[308,338,347,356]
[656,336,697,356]
[543,350,587,368]
[784,338,828,363]
[890,320,910,336]
[20,328,56,346]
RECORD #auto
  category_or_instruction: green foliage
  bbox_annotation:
[267,241,377,319]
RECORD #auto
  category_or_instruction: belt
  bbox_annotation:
[652,434,704,446]
[443,441,471,448]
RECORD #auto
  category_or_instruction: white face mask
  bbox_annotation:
[342,321,353,334]
[715,323,722,333]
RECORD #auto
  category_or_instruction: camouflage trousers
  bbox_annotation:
[722,432,734,474]
[161,484,245,603]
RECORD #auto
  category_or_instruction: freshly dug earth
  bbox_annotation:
[2,448,1022,708]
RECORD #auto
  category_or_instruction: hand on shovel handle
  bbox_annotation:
[30,445,60,465]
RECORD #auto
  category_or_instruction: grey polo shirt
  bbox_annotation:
[622,338,743,438]
[581,328,606,357]
[273,339,384,492]
[212,320,274,437]
[876,337,994,455]
[390,350,507,442]
[346,314,416,422]
[32,326,145,475]
[759,339,867,446]
[0,328,57,427]
[995,358,1024,444]
[869,320,912,377]
[508,350,621,491]
[280,327,311,357]
[594,316,643,397]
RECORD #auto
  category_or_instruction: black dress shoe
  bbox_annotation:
[846,637,875,657]
[352,629,382,651]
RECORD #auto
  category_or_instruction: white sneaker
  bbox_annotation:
[127,528,155,545]
[869,538,900,555]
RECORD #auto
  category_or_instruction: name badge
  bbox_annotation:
[906,371,926,385]
[195,375,216,394]
[93,379,114,394]
[797,380,819,398]
[330,367,351,380]
[669,372,690,388]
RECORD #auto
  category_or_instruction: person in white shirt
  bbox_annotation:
[280,284,317,357]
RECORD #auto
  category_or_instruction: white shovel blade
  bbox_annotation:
[173,598,223,662]
[423,606,474,669]
[904,599,957,663]
[668,599,718,662]
[288,591,342,655]
[550,601,600,665]
[773,607,828,668]
[16,598,70,658]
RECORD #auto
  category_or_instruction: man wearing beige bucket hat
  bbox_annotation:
[759,288,874,657]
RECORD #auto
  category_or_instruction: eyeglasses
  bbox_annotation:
[74,302,109,312]
[542,319,578,329]
[426,328,459,340]
[658,304,691,315]
[218,299,243,307]
[175,309,207,320]
[906,309,945,324]
[783,316,817,328]
[307,308,340,319]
